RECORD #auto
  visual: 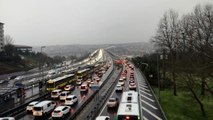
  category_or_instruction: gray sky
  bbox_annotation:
[0,0,212,46]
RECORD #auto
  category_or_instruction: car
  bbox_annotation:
[0,117,15,120]
[122,76,126,80]
[59,91,70,101]
[80,84,88,92]
[116,84,123,92]
[129,80,135,84]
[95,116,110,120]
[51,89,62,99]
[118,78,125,86]
[64,85,74,91]
[107,97,119,108]
[52,106,71,119]
[26,101,39,112]
[65,95,78,106]
[87,79,91,85]
[129,83,137,90]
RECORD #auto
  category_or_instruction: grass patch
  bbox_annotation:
[153,88,213,120]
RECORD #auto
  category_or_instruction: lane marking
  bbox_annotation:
[142,107,162,120]
[139,83,148,86]
[141,100,158,110]
[140,90,152,96]
[141,87,150,92]
[143,116,149,120]
[139,84,148,88]
[141,95,155,102]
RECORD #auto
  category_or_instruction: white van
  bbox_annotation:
[32,100,56,117]
[51,89,62,99]
[59,91,70,101]
[65,95,78,106]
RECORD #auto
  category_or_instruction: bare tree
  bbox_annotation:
[153,9,180,96]
[4,35,14,45]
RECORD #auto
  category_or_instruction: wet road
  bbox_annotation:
[99,65,136,119]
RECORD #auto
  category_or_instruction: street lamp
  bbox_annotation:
[40,46,46,92]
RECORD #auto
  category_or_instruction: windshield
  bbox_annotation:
[33,107,42,111]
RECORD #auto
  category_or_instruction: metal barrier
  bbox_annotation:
[68,57,115,120]
[0,92,50,117]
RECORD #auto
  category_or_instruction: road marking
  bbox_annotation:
[140,90,152,96]
[139,84,148,88]
[140,87,150,92]
[143,116,149,120]
[141,95,155,102]
[141,100,158,110]
[142,107,162,120]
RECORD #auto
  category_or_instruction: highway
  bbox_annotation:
[17,55,113,120]
[98,63,166,120]
[98,64,137,119]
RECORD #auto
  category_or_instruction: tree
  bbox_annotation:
[4,35,14,45]
[152,9,180,96]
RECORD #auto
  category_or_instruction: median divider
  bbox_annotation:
[0,91,50,118]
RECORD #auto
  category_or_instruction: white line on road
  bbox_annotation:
[139,84,148,88]
[140,90,152,96]
[142,107,162,120]
[143,116,149,120]
[141,87,150,92]
[141,94,155,102]
[141,100,158,110]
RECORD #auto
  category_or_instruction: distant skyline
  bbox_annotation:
[0,0,212,46]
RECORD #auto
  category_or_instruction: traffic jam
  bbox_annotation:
[97,63,141,120]
[21,62,112,120]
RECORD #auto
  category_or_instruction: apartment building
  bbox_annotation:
[0,22,4,51]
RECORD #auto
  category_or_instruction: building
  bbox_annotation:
[14,45,32,53]
[0,22,4,52]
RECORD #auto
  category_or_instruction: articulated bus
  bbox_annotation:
[116,91,141,120]
[46,74,75,91]
[76,68,90,85]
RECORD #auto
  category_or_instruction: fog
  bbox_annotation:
[0,0,212,46]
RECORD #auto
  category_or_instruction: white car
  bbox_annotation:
[59,91,70,101]
[0,117,15,120]
[65,95,78,106]
[26,101,39,112]
[51,89,62,99]
[52,106,71,119]
[116,84,123,92]
[118,79,125,86]
[107,98,119,108]
[96,116,110,120]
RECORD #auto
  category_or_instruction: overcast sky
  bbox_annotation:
[0,0,212,46]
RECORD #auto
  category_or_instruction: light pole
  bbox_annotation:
[157,52,160,101]
[40,46,46,92]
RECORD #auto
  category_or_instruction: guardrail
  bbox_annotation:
[136,67,168,120]
[88,67,123,120]
[0,92,50,117]
[68,55,115,120]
